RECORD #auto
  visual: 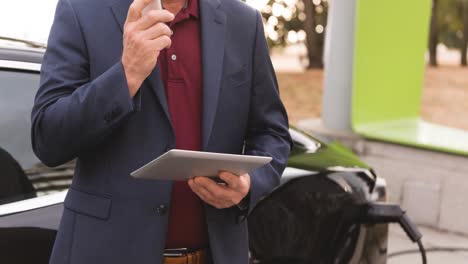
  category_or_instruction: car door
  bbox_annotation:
[0,58,72,264]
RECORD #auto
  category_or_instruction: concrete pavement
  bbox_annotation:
[388,225,468,263]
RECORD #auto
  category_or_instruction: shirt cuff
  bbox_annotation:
[235,192,250,223]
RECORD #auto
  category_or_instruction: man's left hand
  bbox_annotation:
[188,171,251,209]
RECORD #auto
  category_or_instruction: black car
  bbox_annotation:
[0,38,390,264]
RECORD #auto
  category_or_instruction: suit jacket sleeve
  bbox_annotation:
[242,10,293,217]
[31,0,140,167]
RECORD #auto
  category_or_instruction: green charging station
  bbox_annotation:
[323,0,468,156]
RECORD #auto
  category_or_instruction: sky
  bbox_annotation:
[0,0,266,44]
[246,0,270,11]
[0,0,59,43]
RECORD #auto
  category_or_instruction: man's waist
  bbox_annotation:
[165,182,208,248]
[163,248,208,264]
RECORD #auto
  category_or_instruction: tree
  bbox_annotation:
[302,0,328,68]
[433,0,468,66]
[461,0,468,66]
[429,0,439,66]
[255,0,329,69]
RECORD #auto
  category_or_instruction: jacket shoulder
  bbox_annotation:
[220,0,260,37]
[220,0,258,22]
[62,0,110,12]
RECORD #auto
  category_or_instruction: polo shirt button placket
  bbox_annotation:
[156,204,167,215]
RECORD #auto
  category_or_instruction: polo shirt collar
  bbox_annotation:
[163,0,199,19]
[185,0,199,19]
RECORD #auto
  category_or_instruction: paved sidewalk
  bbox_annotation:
[388,225,468,263]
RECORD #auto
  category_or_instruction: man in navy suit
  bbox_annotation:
[31,0,291,263]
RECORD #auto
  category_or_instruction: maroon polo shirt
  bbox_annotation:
[158,0,208,249]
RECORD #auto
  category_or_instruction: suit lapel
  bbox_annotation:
[146,66,172,124]
[200,0,226,150]
[110,0,172,125]
[109,0,131,33]
[110,0,226,144]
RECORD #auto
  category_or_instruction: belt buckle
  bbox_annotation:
[164,248,190,257]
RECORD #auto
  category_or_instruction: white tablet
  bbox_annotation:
[131,149,272,180]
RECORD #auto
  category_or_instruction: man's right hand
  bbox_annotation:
[122,0,174,97]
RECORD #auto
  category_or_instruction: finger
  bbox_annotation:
[189,179,220,206]
[142,23,172,40]
[150,35,172,50]
[193,177,219,195]
[188,178,195,188]
[188,178,202,194]
[214,200,234,209]
[239,173,251,192]
[137,10,175,30]
[218,171,239,189]
[127,0,152,23]
[195,177,234,201]
[194,177,239,208]
[192,186,211,203]
[195,177,226,192]
[194,185,232,209]
[189,179,214,202]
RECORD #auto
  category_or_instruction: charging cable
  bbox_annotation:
[358,203,427,264]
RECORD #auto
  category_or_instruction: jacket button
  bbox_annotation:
[156,205,167,215]
[104,114,112,124]
[111,107,122,118]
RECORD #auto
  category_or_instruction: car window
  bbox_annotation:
[0,70,40,168]
[0,69,73,205]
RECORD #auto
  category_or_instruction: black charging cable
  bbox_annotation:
[389,246,468,258]
[358,203,427,264]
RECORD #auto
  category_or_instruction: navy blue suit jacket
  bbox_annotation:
[31,0,291,263]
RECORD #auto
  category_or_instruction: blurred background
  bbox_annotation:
[243,0,468,131]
